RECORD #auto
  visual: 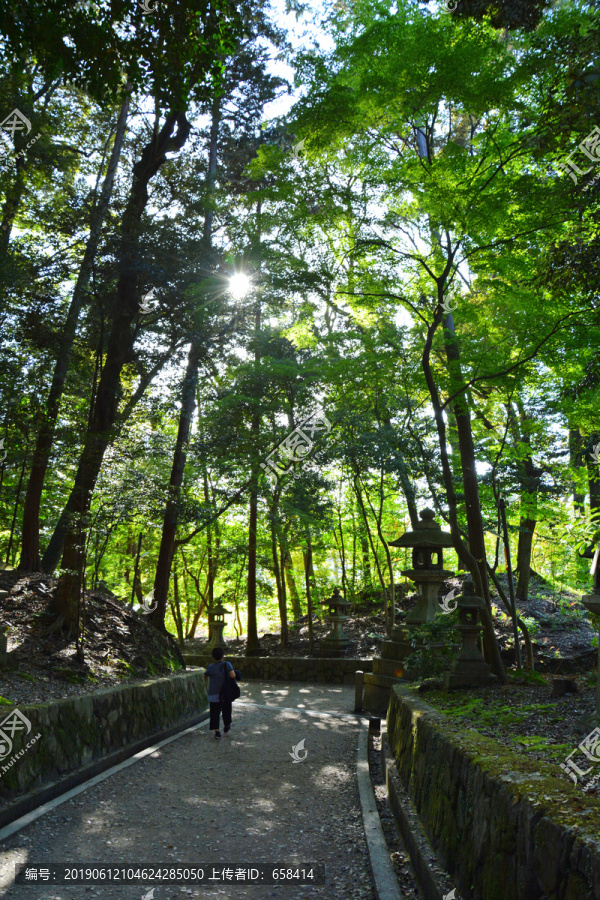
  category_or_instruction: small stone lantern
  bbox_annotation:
[318,587,352,657]
[389,508,454,626]
[445,580,493,689]
[208,600,230,649]
[581,543,600,716]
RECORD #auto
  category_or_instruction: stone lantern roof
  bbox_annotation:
[209,601,230,618]
[320,586,351,614]
[389,508,454,549]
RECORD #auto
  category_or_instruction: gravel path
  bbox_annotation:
[0,683,376,900]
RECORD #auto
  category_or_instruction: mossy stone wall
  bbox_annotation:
[0,671,207,805]
[184,654,370,684]
[386,684,600,900]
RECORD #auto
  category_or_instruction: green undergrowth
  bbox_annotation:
[413,688,579,762]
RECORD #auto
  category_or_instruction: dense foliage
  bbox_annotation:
[0,0,598,654]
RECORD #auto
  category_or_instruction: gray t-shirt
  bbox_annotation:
[204,660,233,702]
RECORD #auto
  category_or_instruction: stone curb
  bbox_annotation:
[381,729,455,900]
[357,721,404,900]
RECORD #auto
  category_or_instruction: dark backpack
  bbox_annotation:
[219,661,241,702]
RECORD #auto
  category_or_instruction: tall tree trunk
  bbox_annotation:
[442,310,490,601]
[361,533,371,586]
[269,491,287,646]
[20,90,130,571]
[51,111,192,628]
[381,414,419,528]
[0,159,26,262]
[41,335,178,572]
[303,529,314,651]
[246,474,261,653]
[353,473,390,627]
[422,302,505,682]
[283,542,301,619]
[149,342,201,631]
[6,452,27,566]
[513,400,540,602]
[335,506,348,599]
[589,439,600,528]
[246,197,263,655]
[279,538,289,645]
[169,569,185,650]
[569,428,586,513]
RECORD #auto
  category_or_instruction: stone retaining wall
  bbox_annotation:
[0,671,208,809]
[386,684,600,900]
[184,654,371,684]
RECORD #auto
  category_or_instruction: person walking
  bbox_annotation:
[204,646,237,739]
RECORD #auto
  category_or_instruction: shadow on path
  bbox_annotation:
[0,683,374,900]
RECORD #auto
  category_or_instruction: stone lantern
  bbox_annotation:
[581,543,600,716]
[360,508,455,714]
[208,600,230,649]
[445,580,493,689]
[318,587,352,657]
[389,508,454,626]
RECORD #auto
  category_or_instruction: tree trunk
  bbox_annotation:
[361,533,371,585]
[0,159,26,262]
[51,111,192,628]
[516,516,536,601]
[246,197,263,655]
[381,414,419,528]
[303,530,314,652]
[20,90,130,571]
[353,473,390,627]
[169,569,185,650]
[282,534,301,619]
[203,470,219,609]
[422,303,505,683]
[246,476,261,653]
[569,428,586,513]
[149,342,201,632]
[336,507,348,599]
[279,539,289,646]
[443,312,490,601]
[5,452,27,566]
[590,436,600,525]
[512,399,540,603]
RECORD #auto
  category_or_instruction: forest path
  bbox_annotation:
[0,683,376,900]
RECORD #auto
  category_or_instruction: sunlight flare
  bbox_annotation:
[229,272,252,300]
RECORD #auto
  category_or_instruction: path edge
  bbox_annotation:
[0,711,209,831]
[357,720,404,900]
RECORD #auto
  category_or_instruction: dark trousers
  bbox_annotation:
[209,700,232,730]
